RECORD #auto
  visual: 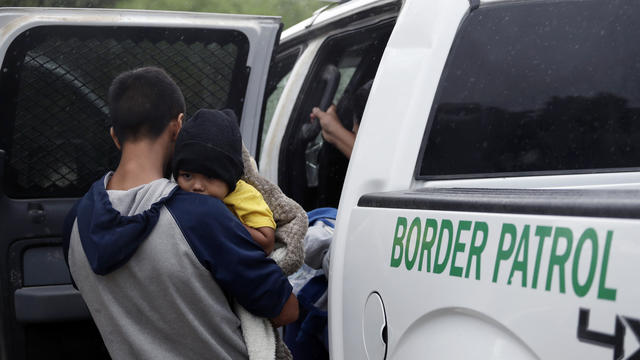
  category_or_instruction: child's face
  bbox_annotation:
[176,170,230,200]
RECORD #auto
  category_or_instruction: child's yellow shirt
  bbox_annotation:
[223,180,276,229]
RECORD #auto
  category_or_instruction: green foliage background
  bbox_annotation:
[0,0,331,28]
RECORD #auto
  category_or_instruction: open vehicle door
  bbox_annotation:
[0,8,280,359]
[258,0,401,209]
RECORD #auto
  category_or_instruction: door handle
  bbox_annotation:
[28,202,46,224]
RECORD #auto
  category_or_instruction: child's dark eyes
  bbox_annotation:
[180,173,192,180]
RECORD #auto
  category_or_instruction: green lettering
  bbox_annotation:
[546,227,573,293]
[450,220,472,277]
[418,218,438,272]
[465,221,488,280]
[572,228,598,297]
[532,226,552,289]
[433,219,453,274]
[404,217,422,270]
[492,223,517,283]
[597,231,617,301]
[390,217,407,268]
[508,225,530,287]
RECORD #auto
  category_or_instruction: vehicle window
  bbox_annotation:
[259,47,302,160]
[334,67,356,104]
[332,48,363,103]
[0,26,250,198]
[417,0,640,179]
[279,21,394,210]
[264,73,291,139]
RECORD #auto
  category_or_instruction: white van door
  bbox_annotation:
[0,8,279,359]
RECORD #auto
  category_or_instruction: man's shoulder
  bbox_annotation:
[165,189,243,234]
[168,188,229,215]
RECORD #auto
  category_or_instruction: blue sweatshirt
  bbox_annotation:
[62,173,292,359]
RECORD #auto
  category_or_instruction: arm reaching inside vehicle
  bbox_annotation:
[311,105,356,158]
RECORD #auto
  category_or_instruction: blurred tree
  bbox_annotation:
[0,0,332,28]
[114,0,331,28]
[0,0,117,6]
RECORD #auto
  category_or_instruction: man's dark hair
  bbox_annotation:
[108,67,186,143]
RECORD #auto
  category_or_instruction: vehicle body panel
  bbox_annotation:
[324,0,640,358]
[281,0,399,42]
[343,203,639,358]
[328,0,470,355]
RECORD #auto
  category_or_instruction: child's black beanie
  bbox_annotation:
[172,109,244,192]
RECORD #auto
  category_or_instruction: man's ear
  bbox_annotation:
[109,127,121,150]
[171,113,184,141]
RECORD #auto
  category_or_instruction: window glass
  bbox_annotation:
[0,26,249,198]
[259,47,301,160]
[334,67,356,103]
[263,72,292,145]
[279,22,393,210]
[418,0,640,178]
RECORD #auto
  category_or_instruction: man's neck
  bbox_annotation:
[107,139,169,191]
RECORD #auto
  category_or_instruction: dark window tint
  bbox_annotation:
[418,0,640,179]
[0,26,249,198]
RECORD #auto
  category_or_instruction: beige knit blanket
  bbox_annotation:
[236,144,307,360]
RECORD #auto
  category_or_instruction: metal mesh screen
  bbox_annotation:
[0,26,249,198]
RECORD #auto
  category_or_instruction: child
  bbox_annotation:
[172,108,276,255]
[173,108,303,360]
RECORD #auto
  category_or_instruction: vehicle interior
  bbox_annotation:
[278,20,395,211]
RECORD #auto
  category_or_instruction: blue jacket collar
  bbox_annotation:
[73,174,178,275]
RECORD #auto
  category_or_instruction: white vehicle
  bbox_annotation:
[1,0,639,359]
[260,0,640,359]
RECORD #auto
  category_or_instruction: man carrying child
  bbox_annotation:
[63,67,298,359]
